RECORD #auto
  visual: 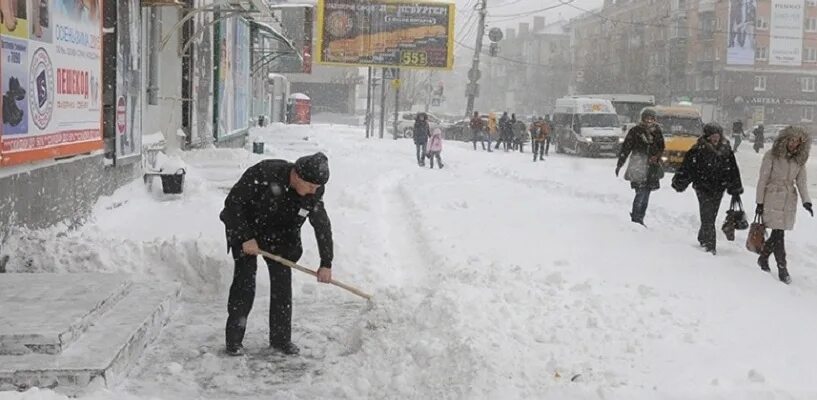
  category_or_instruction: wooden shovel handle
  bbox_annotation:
[258,250,372,300]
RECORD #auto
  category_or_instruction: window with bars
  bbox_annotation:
[755,47,768,60]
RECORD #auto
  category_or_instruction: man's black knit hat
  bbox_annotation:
[294,152,330,185]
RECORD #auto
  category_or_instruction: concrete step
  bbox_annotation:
[0,280,182,394]
[0,273,132,355]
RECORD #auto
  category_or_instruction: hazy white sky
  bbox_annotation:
[453,0,604,50]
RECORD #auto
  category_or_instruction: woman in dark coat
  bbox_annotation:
[413,113,430,166]
[615,108,665,226]
[672,123,744,254]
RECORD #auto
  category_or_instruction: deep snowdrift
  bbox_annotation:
[3,123,817,399]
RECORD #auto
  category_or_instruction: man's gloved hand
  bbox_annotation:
[804,202,813,217]
[756,204,764,216]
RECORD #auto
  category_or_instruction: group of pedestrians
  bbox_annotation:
[616,110,812,284]
[468,110,552,161]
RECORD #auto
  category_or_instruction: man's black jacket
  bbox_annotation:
[220,160,333,268]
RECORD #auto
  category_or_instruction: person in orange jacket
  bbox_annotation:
[531,117,550,161]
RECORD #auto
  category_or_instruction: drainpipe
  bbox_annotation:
[147,7,160,105]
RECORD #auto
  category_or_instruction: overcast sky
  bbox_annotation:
[453,0,604,56]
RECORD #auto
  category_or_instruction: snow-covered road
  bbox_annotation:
[4,124,817,399]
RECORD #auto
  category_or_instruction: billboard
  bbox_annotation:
[215,17,250,139]
[769,0,804,66]
[316,0,455,69]
[0,0,103,166]
[726,0,757,65]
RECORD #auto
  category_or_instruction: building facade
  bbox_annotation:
[569,0,817,129]
[482,17,572,117]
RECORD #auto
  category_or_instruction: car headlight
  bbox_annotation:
[661,156,668,162]
[618,137,625,143]
[583,137,593,143]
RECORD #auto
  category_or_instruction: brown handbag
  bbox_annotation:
[746,214,766,254]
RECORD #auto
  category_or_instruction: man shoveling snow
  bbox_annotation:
[220,152,334,356]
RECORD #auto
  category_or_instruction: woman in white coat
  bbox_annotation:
[756,126,813,284]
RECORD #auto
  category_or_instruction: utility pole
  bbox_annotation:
[465,0,487,117]
[379,68,387,139]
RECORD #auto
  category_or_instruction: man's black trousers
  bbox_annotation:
[226,237,303,349]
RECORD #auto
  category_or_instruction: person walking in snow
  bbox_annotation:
[486,113,497,152]
[615,108,665,226]
[220,152,334,356]
[413,113,431,166]
[672,123,744,255]
[496,111,511,151]
[755,126,812,284]
[512,115,528,153]
[732,120,744,152]
[531,117,548,161]
[753,124,765,153]
[427,127,445,169]
[470,111,486,151]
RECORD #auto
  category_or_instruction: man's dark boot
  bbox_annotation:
[271,341,300,355]
[778,266,791,285]
[225,344,245,357]
[758,256,771,272]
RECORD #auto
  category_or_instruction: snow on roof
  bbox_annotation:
[289,93,310,100]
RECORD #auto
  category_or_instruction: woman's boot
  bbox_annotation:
[778,265,791,285]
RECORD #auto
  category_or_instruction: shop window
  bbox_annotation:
[802,77,816,92]
[754,75,767,91]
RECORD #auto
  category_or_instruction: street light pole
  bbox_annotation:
[465,0,487,117]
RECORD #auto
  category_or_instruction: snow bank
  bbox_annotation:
[5,124,817,399]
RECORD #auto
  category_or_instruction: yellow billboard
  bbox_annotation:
[316,0,455,70]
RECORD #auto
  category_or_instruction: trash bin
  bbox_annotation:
[288,93,311,125]
[159,168,186,194]
[252,142,265,154]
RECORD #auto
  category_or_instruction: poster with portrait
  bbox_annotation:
[726,0,757,65]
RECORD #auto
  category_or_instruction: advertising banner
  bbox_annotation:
[0,0,102,166]
[769,0,804,66]
[115,0,142,164]
[215,17,250,139]
[726,0,756,65]
[316,0,455,69]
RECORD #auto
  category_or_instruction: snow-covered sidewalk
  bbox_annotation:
[4,124,817,399]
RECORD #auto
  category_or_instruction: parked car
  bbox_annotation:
[392,112,445,138]
[444,115,491,142]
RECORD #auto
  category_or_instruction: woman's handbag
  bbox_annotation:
[746,213,766,254]
[723,196,749,241]
[624,153,648,183]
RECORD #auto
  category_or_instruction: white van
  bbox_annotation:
[552,97,624,157]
